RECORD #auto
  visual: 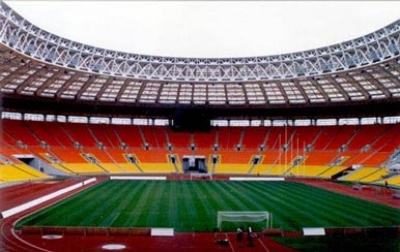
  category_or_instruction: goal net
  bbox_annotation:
[217,211,272,231]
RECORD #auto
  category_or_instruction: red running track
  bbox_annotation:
[0,178,296,252]
[2,177,398,251]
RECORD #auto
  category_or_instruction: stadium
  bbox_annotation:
[1,1,400,251]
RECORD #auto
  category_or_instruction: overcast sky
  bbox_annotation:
[5,1,400,58]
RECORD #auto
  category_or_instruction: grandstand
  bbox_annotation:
[1,2,400,251]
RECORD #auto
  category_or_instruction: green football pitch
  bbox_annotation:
[16,180,400,232]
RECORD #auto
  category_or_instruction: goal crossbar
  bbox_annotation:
[217,211,272,231]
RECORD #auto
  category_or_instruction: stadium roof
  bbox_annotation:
[0,2,400,120]
[6,1,400,58]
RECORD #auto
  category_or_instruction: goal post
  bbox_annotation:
[217,211,272,231]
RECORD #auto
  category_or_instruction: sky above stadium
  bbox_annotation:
[5,1,400,58]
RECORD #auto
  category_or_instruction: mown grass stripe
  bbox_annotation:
[151,181,176,228]
[114,181,148,227]
[17,181,118,227]
[16,180,400,232]
[178,181,200,231]
[98,181,141,227]
[273,183,364,227]
[164,181,179,228]
[234,181,301,229]
[208,181,249,211]
[194,181,224,231]
[286,182,400,227]
[129,181,158,227]
[271,182,375,228]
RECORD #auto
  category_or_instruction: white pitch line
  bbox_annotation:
[257,236,271,252]
[225,233,235,252]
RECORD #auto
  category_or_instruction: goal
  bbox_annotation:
[217,211,272,231]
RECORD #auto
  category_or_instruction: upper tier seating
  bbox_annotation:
[370,124,400,151]
[264,126,294,149]
[40,121,74,147]
[217,127,244,150]
[291,126,320,150]
[24,121,62,147]
[88,124,121,148]
[113,124,143,149]
[2,120,41,146]
[193,129,217,149]
[62,123,97,147]
[313,126,342,150]
[241,127,268,150]
[142,126,167,149]
[166,128,192,149]
[324,125,358,150]
[346,124,388,150]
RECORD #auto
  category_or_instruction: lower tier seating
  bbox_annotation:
[374,175,400,186]
[0,164,49,182]
[1,120,399,186]
[214,164,251,174]
[138,163,176,173]
[339,167,388,183]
